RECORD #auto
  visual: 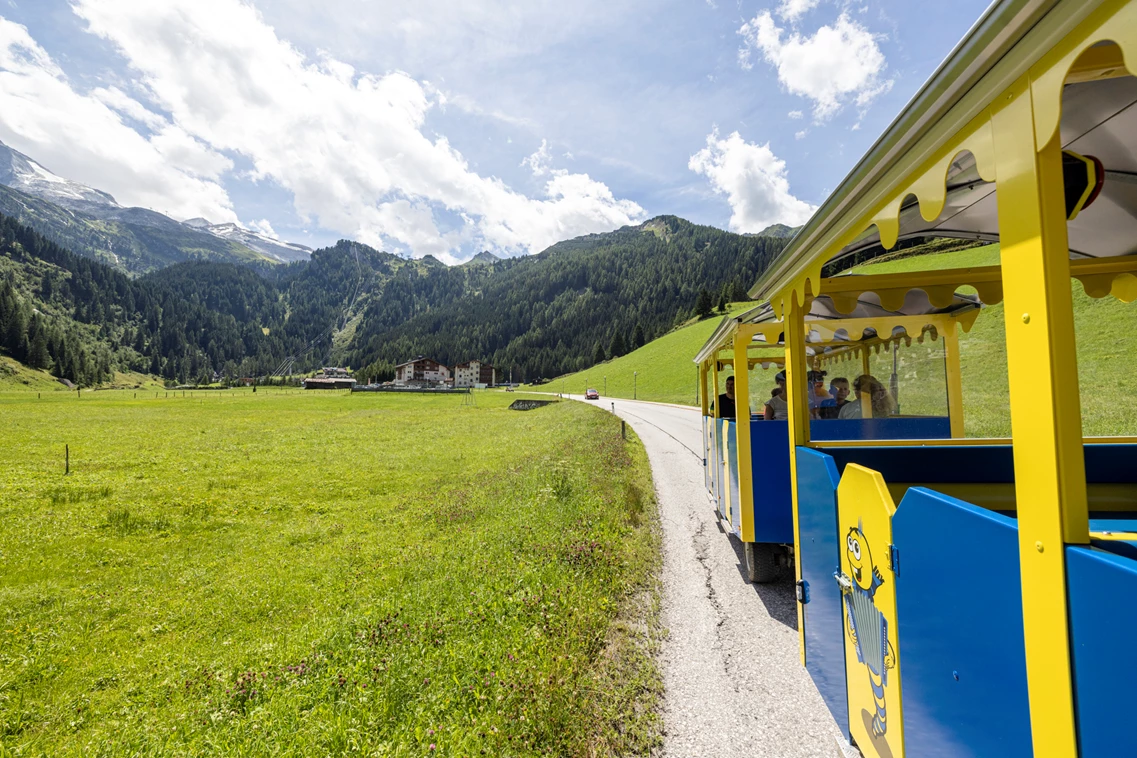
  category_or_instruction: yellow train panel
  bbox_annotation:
[838,464,904,758]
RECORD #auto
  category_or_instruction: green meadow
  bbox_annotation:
[530,303,755,405]
[0,390,661,756]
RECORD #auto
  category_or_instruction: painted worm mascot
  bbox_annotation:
[844,522,897,738]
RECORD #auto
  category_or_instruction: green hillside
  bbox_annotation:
[547,243,1137,438]
[353,216,788,380]
[527,303,754,405]
[0,354,69,391]
[853,243,1137,437]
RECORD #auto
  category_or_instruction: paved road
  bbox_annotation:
[569,395,849,758]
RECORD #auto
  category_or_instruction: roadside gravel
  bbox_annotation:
[571,395,848,758]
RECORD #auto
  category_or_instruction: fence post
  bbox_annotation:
[621,420,626,440]
[65,444,69,475]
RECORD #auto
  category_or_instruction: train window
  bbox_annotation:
[1061,64,1137,438]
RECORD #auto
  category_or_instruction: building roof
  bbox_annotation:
[303,376,356,384]
[395,356,448,370]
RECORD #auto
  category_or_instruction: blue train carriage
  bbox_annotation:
[741,1,1137,756]
[696,285,979,584]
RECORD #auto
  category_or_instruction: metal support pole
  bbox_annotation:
[784,293,811,662]
[991,74,1086,755]
[733,332,755,542]
[943,326,965,438]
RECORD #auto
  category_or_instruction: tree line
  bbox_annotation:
[0,211,789,387]
[345,217,787,381]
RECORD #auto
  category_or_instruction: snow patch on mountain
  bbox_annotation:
[0,140,119,209]
[0,141,310,264]
[184,218,311,263]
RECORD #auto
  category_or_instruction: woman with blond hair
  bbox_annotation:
[838,374,896,419]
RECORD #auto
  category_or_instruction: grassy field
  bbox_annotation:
[0,389,661,756]
[527,303,755,405]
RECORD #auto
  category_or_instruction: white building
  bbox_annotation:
[394,356,451,385]
[453,360,496,388]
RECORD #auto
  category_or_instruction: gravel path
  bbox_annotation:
[572,396,849,758]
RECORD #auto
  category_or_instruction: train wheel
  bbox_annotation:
[745,542,779,584]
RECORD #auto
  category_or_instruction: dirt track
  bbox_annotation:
[575,396,848,757]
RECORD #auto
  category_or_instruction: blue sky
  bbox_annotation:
[0,0,989,262]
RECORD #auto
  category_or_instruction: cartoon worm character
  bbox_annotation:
[843,521,896,739]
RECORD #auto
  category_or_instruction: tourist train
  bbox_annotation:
[695,1,1137,755]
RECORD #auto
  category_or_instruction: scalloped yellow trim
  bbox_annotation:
[1031,1,1137,152]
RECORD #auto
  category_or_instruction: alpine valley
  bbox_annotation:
[0,141,793,387]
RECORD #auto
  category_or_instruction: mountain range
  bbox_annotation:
[0,140,309,274]
[183,218,311,264]
[0,140,798,385]
[0,204,789,385]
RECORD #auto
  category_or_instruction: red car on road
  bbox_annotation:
[585,389,600,400]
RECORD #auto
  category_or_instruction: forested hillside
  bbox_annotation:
[0,211,789,387]
[346,216,787,380]
[0,216,505,386]
[0,213,282,385]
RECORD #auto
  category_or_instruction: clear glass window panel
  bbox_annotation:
[863,338,949,419]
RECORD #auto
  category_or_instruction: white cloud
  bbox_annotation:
[788,110,803,119]
[249,218,278,239]
[67,0,643,259]
[263,0,632,72]
[795,129,807,140]
[688,129,815,233]
[91,86,167,130]
[0,16,237,221]
[521,139,553,176]
[738,11,892,120]
[149,125,234,181]
[777,0,819,22]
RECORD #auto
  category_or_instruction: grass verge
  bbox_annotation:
[0,390,662,756]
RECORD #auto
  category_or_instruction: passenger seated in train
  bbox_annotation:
[807,370,831,417]
[838,374,897,419]
[764,372,788,420]
[713,375,736,419]
[818,377,850,419]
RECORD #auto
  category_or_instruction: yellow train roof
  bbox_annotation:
[695,269,982,363]
[749,0,1137,310]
